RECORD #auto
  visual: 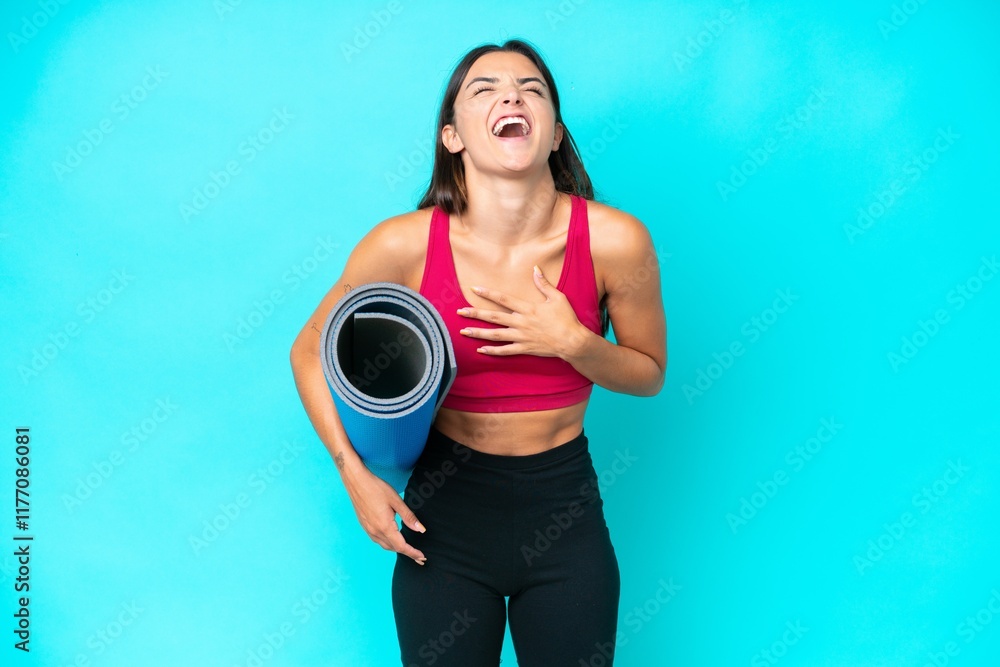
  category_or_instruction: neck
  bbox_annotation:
[457,168,561,246]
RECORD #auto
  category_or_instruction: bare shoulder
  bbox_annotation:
[367,207,432,251]
[586,199,653,255]
[354,207,433,289]
[584,199,657,293]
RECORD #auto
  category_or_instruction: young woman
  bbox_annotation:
[290,39,666,667]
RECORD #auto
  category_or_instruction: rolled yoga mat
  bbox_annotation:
[319,281,457,492]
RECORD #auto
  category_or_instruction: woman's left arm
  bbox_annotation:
[561,211,667,397]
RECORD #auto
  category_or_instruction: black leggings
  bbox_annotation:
[392,425,621,667]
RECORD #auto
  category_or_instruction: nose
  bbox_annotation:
[500,85,523,106]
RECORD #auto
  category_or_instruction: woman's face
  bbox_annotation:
[443,51,563,176]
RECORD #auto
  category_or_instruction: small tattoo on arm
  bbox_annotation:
[334,452,345,471]
[311,323,320,333]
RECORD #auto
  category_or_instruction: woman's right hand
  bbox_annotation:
[343,465,428,566]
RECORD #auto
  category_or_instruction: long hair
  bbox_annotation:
[416,39,610,338]
[416,39,595,214]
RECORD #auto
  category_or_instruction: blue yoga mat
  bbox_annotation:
[319,282,457,492]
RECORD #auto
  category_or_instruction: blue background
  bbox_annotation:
[2,1,999,665]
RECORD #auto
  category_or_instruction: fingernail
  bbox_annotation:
[533,264,541,276]
[415,521,426,533]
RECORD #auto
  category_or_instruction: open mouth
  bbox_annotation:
[492,115,531,138]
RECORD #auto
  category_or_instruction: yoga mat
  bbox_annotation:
[319,282,457,492]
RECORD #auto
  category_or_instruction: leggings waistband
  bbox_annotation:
[421,425,588,471]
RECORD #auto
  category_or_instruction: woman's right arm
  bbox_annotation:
[289,215,428,565]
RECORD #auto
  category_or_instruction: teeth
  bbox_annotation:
[492,116,530,136]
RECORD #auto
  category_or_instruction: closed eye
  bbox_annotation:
[473,85,545,96]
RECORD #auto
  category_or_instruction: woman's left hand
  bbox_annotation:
[456,265,587,358]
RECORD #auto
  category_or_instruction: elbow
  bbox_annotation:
[289,335,316,372]
[648,362,666,397]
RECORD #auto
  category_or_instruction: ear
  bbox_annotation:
[552,122,564,152]
[442,124,464,154]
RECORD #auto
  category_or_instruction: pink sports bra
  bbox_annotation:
[419,194,603,412]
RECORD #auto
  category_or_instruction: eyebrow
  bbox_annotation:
[465,76,547,90]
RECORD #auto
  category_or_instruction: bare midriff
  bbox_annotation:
[431,400,589,456]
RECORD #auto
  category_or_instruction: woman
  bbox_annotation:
[290,39,666,667]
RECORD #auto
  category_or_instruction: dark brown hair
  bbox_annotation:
[416,39,609,338]
[416,39,595,215]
